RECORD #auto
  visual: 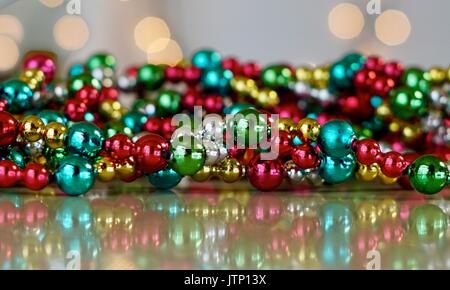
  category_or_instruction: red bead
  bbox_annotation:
[241,62,261,79]
[75,85,100,108]
[397,152,420,190]
[64,99,88,121]
[23,53,56,84]
[275,103,303,123]
[364,56,384,72]
[272,130,292,157]
[184,66,202,84]
[371,76,395,97]
[120,169,143,183]
[0,99,8,112]
[384,62,403,79]
[160,118,176,140]
[133,133,169,173]
[143,117,162,134]
[354,139,381,165]
[339,93,374,120]
[182,87,201,112]
[99,87,119,102]
[22,163,49,191]
[247,156,284,191]
[0,111,19,147]
[353,69,377,90]
[0,160,22,188]
[165,66,184,83]
[204,95,223,113]
[379,151,407,178]
[292,144,320,169]
[104,133,134,160]
[222,57,241,75]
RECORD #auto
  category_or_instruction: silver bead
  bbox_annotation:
[25,139,45,157]
[284,160,305,184]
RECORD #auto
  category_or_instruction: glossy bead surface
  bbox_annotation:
[0,160,22,187]
[22,163,49,191]
[319,153,356,184]
[55,155,95,196]
[0,80,33,113]
[379,152,407,178]
[44,122,67,149]
[137,64,165,91]
[218,157,244,183]
[354,139,381,165]
[292,144,320,169]
[192,49,222,70]
[94,157,116,182]
[261,65,294,89]
[169,134,205,176]
[133,133,169,173]
[202,68,233,94]
[0,111,19,147]
[408,155,448,195]
[296,118,320,143]
[156,90,181,117]
[104,133,134,160]
[147,166,183,190]
[247,156,284,191]
[318,120,356,158]
[66,122,104,158]
[21,115,45,142]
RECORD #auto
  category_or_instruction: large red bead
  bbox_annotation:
[222,57,241,75]
[364,56,385,72]
[397,152,420,190]
[384,62,403,79]
[184,66,202,84]
[165,66,184,83]
[99,87,119,102]
[133,133,169,173]
[379,151,407,178]
[22,163,49,191]
[104,133,134,160]
[0,160,22,187]
[0,111,19,147]
[292,144,320,169]
[75,85,99,108]
[272,130,292,157]
[354,139,381,165]
[64,99,88,121]
[160,118,176,140]
[204,95,223,113]
[247,156,284,191]
[143,117,162,134]
[241,62,261,79]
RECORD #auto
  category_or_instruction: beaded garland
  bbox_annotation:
[0,50,448,196]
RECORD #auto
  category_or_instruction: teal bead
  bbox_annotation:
[122,111,148,134]
[192,49,222,70]
[409,155,449,195]
[329,53,365,91]
[55,197,93,232]
[37,110,68,125]
[261,65,294,89]
[156,90,181,117]
[138,64,165,91]
[87,53,116,71]
[223,103,254,115]
[318,120,356,158]
[66,122,104,158]
[0,80,33,113]
[55,155,95,196]
[7,148,26,169]
[147,166,183,190]
[202,68,233,94]
[319,153,356,184]
[68,63,86,78]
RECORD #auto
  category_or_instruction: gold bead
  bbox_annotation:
[44,122,67,149]
[218,157,243,183]
[115,157,136,179]
[402,124,422,142]
[428,67,446,85]
[35,155,48,166]
[231,76,257,95]
[378,171,398,184]
[356,202,378,225]
[95,157,116,182]
[296,66,313,83]
[99,100,123,120]
[19,69,45,90]
[278,118,296,133]
[356,163,379,181]
[192,165,213,182]
[297,118,320,143]
[256,88,279,108]
[389,120,401,133]
[21,115,45,142]
[312,66,329,89]
[377,198,399,220]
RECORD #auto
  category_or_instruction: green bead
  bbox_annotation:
[87,53,116,71]
[132,99,156,117]
[147,166,183,190]
[37,110,68,125]
[261,65,294,89]
[402,67,430,93]
[409,204,447,242]
[227,108,268,147]
[55,154,95,196]
[44,147,68,171]
[223,103,254,115]
[409,155,448,195]
[201,68,233,94]
[66,122,104,158]
[122,111,148,133]
[319,153,356,184]
[390,87,427,120]
[68,74,102,97]
[138,64,165,91]
[7,148,26,169]
[102,120,133,138]
[170,135,205,176]
[0,80,33,113]
[318,120,356,158]
[191,49,222,70]
[156,90,181,117]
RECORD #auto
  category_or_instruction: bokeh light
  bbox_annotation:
[147,38,183,67]
[134,17,171,53]
[375,10,411,46]
[0,15,23,42]
[39,0,64,8]
[53,15,90,51]
[0,35,19,72]
[328,3,365,40]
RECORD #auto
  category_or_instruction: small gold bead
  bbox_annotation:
[218,157,243,183]
[21,115,45,142]
[95,157,116,182]
[356,163,379,181]
[297,118,320,143]
[192,165,213,182]
[296,66,313,83]
[44,122,67,149]
[115,157,136,180]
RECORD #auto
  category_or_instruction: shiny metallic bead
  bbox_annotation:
[21,115,45,142]
[44,122,67,149]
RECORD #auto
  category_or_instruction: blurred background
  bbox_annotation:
[1,0,450,76]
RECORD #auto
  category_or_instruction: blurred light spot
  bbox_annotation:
[147,38,183,67]
[328,3,365,40]
[53,15,89,51]
[0,35,19,72]
[39,0,64,8]
[375,10,411,46]
[0,15,23,42]
[134,17,171,52]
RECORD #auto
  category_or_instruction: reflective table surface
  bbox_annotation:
[0,180,449,270]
